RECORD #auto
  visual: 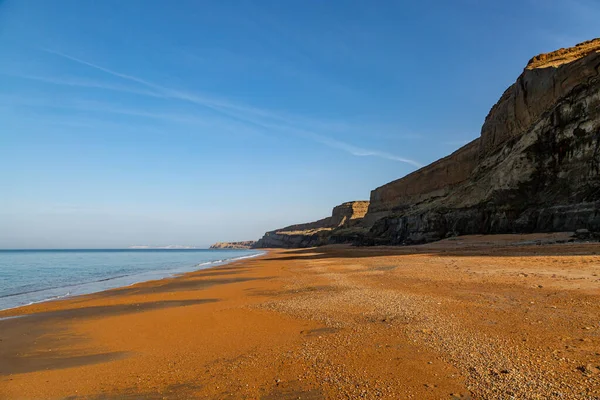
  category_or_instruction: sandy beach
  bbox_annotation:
[1,233,599,399]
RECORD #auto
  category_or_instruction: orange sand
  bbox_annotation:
[1,233,599,399]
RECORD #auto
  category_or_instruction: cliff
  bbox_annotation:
[363,39,600,244]
[209,241,256,249]
[252,39,600,248]
[253,201,369,248]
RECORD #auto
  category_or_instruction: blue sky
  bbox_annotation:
[0,0,598,248]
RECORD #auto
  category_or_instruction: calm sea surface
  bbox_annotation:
[0,249,262,311]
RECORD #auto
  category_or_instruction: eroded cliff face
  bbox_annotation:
[363,39,600,244]
[253,201,369,248]
[368,140,480,214]
[478,39,600,157]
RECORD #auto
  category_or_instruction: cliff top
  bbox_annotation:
[526,38,600,70]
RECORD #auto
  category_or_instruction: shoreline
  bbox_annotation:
[0,249,265,315]
[1,234,599,399]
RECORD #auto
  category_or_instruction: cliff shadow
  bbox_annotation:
[0,299,217,375]
[263,238,600,261]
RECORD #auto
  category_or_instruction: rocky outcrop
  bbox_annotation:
[361,39,600,245]
[253,201,369,248]
[209,241,256,249]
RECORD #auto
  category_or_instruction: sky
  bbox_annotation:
[0,0,598,249]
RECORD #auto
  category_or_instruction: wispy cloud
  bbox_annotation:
[0,93,266,138]
[43,49,163,92]
[7,73,164,98]
[41,49,422,167]
[42,49,283,120]
[310,134,422,166]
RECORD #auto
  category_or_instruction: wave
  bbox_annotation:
[0,275,130,299]
[0,290,75,312]
[194,251,264,268]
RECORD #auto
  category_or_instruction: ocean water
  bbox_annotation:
[0,249,262,311]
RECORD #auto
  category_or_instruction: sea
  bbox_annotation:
[0,249,262,311]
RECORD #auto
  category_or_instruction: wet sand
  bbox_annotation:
[1,233,599,399]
